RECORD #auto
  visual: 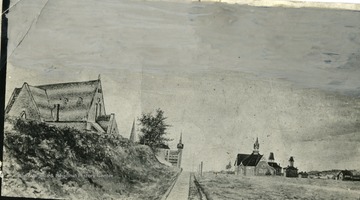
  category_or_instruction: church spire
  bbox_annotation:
[253,137,260,154]
[129,119,136,143]
[177,132,184,149]
[179,132,182,143]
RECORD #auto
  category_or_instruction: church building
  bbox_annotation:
[234,138,278,176]
[128,122,184,169]
[157,133,184,168]
[5,76,119,135]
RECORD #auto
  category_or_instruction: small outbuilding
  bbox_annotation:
[337,170,353,181]
[298,171,308,178]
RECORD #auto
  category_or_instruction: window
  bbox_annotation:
[77,97,83,105]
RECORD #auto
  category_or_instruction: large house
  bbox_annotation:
[234,138,279,176]
[5,76,119,135]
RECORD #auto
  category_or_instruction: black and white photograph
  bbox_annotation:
[1,0,360,199]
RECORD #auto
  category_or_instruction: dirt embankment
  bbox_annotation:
[2,117,178,200]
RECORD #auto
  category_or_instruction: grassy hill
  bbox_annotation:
[2,117,178,199]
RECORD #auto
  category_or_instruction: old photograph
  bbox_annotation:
[1,0,360,199]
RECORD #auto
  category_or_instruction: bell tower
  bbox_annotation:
[177,133,184,168]
[289,156,294,167]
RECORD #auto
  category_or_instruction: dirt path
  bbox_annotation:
[166,171,190,200]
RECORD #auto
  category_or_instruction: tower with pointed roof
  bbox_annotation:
[267,152,282,175]
[283,156,298,177]
[176,133,184,168]
[289,156,294,167]
[158,132,184,168]
[268,152,275,162]
[129,119,137,143]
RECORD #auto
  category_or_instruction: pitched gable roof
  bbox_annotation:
[5,87,21,114]
[236,153,263,167]
[338,170,353,176]
[36,79,100,121]
[97,115,111,132]
[236,154,250,166]
[7,79,101,121]
[28,86,53,120]
[268,162,282,169]
[241,153,263,166]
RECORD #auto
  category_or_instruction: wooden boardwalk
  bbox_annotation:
[166,171,190,200]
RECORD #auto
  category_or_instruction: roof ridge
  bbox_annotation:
[35,79,99,88]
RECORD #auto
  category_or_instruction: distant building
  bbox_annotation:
[298,171,308,178]
[337,170,353,181]
[156,133,184,168]
[5,76,119,135]
[234,138,278,176]
[267,152,282,175]
[283,156,298,177]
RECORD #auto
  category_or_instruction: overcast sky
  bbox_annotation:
[4,0,360,172]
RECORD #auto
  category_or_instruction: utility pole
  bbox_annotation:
[200,161,203,177]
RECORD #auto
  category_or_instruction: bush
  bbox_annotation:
[4,118,130,178]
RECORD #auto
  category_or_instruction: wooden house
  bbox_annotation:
[337,170,353,181]
[5,76,119,135]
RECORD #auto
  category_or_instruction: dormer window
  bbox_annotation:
[77,97,83,105]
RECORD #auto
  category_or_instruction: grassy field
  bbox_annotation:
[196,173,360,200]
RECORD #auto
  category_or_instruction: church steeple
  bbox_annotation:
[177,132,184,149]
[253,137,259,154]
[129,119,137,143]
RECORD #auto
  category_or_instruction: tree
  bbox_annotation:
[138,109,172,151]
